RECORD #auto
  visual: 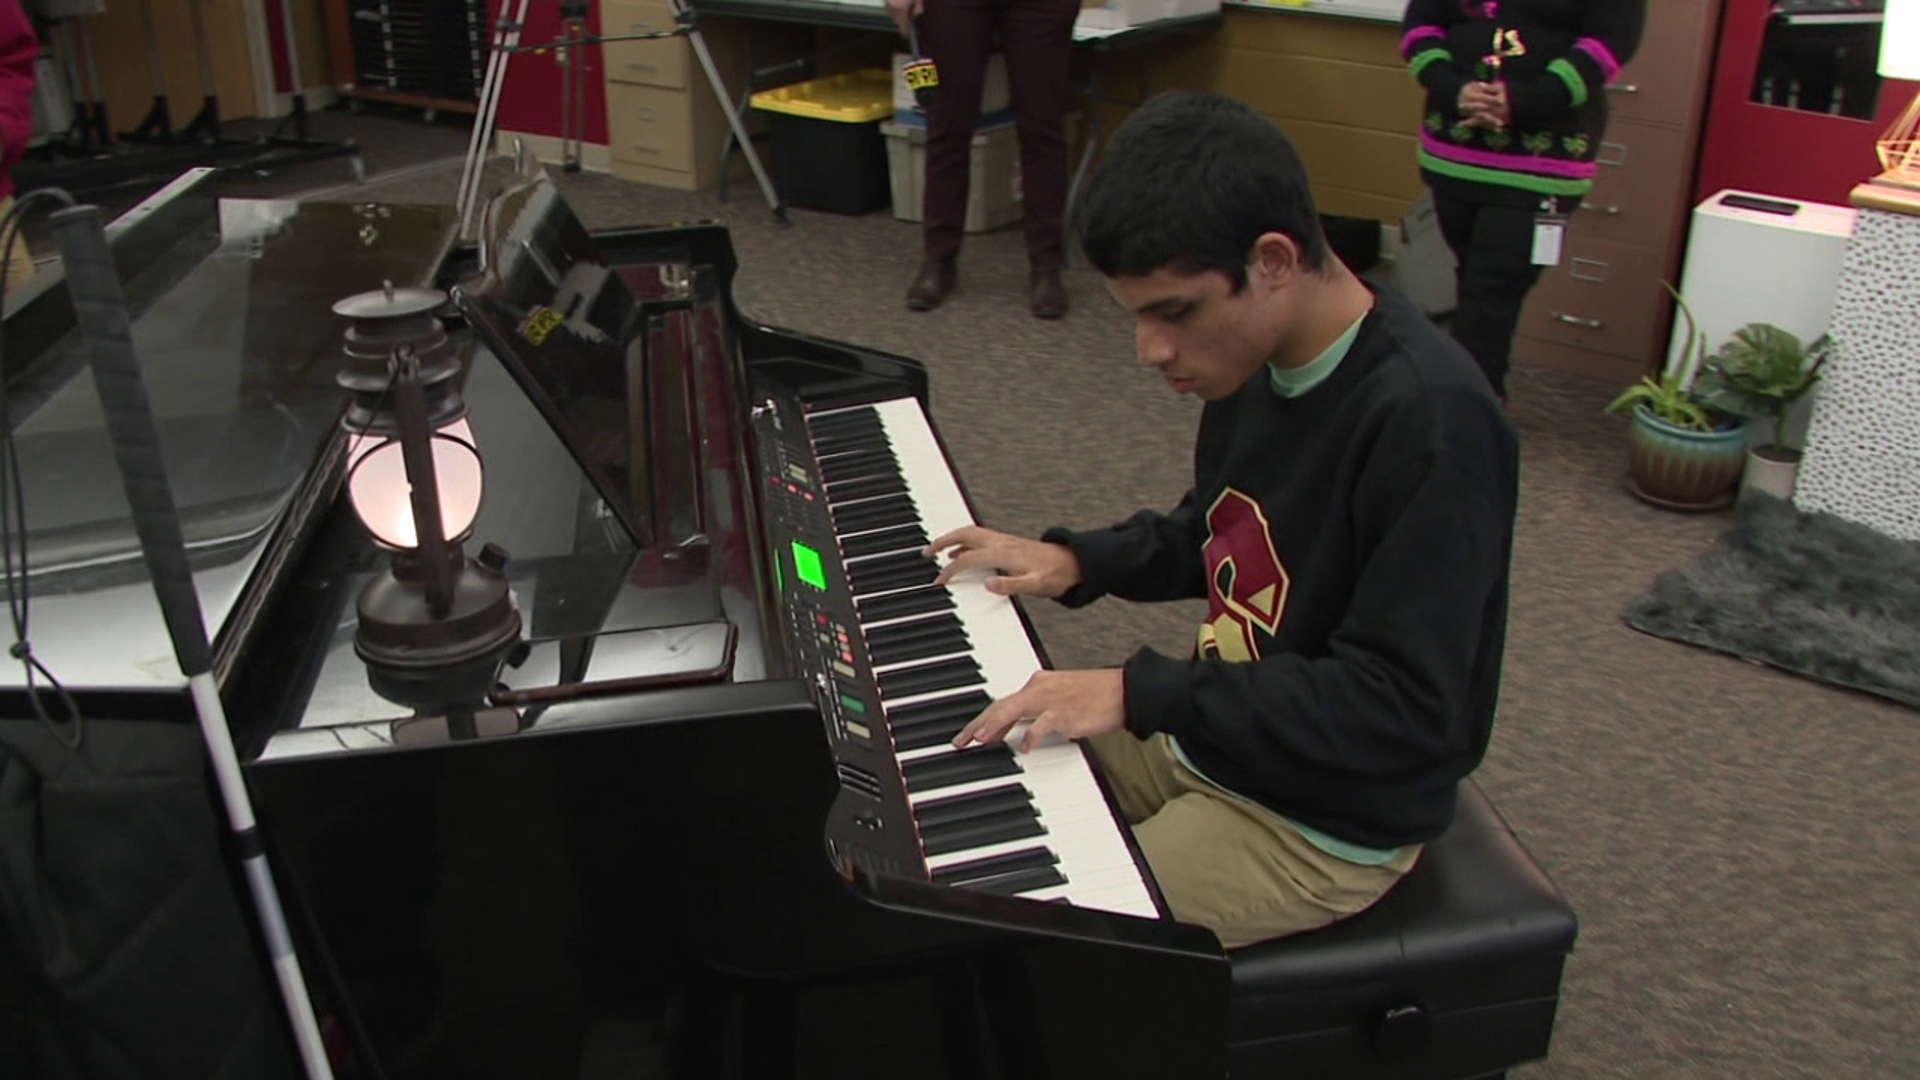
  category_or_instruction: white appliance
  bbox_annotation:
[1667,189,1857,381]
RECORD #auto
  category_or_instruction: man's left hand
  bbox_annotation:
[954,668,1126,754]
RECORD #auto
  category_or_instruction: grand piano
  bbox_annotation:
[0,168,1229,1078]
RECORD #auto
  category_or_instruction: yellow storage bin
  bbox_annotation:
[749,70,894,124]
[751,70,894,215]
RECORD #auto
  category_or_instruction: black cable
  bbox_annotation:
[0,187,84,750]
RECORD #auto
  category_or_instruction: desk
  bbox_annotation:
[690,0,1221,225]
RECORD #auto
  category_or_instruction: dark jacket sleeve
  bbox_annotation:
[1041,489,1209,609]
[0,0,34,173]
[1120,423,1515,785]
[1401,0,1468,107]
[1505,0,1647,125]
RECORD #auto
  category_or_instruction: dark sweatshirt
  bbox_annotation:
[1043,289,1519,850]
[1402,0,1646,207]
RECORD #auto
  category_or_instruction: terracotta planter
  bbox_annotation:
[1622,404,1751,512]
[1740,445,1801,504]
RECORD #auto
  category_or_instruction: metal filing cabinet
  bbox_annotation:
[1514,0,1726,384]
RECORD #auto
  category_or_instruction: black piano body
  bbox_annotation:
[0,169,1227,1078]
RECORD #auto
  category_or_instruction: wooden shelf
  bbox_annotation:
[337,85,479,116]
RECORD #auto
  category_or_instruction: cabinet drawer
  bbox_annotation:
[603,0,686,88]
[1605,0,1710,127]
[1517,235,1670,362]
[1572,119,1692,244]
[607,83,695,173]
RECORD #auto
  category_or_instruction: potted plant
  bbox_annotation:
[1691,323,1827,502]
[1603,288,1752,511]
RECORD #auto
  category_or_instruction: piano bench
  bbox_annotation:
[1226,780,1578,1080]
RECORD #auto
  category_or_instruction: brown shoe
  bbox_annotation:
[906,258,957,311]
[1029,268,1068,319]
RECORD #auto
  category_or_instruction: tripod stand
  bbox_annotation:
[457,0,787,239]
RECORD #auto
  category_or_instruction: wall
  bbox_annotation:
[260,0,335,102]
[494,0,609,147]
[1694,0,1915,206]
[1095,8,1424,223]
[72,0,265,128]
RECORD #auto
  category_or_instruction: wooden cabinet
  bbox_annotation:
[603,10,753,191]
[1514,0,1723,383]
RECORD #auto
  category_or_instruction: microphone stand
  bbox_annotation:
[47,203,337,1080]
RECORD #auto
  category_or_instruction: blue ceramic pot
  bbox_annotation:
[1624,404,1750,511]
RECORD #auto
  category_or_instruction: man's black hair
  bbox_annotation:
[1078,91,1330,289]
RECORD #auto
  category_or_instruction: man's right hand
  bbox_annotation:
[925,527,1082,599]
[884,0,922,38]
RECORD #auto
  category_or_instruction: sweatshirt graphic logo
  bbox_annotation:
[1196,489,1290,664]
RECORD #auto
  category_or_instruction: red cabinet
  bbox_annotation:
[1694,0,1917,206]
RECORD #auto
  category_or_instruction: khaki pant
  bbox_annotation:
[1091,731,1420,949]
[1,195,33,293]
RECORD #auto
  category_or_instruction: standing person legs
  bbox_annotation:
[1432,189,1544,401]
[997,0,1079,317]
[909,0,998,311]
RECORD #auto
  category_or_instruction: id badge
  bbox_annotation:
[1531,200,1568,267]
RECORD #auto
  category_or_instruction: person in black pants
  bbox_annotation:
[1401,0,1646,401]
[885,0,1079,319]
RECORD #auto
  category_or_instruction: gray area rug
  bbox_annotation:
[1624,494,1920,709]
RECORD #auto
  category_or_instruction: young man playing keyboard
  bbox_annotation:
[925,91,1520,949]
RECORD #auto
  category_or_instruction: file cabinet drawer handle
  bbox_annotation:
[1570,257,1608,282]
[1551,312,1604,329]
[1610,82,1640,94]
[1590,204,1622,216]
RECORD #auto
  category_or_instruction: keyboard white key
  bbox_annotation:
[816,398,1159,921]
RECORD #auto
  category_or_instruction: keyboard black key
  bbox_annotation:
[913,783,1033,831]
[847,549,937,577]
[893,713,974,751]
[839,525,928,559]
[888,701,989,744]
[827,474,909,502]
[807,407,881,433]
[833,498,920,533]
[878,656,982,700]
[808,411,884,436]
[920,806,1045,857]
[868,633,971,670]
[818,453,900,485]
[929,844,1059,887]
[901,744,1017,791]
[849,561,941,597]
[856,586,955,623]
[873,618,968,646]
[864,610,963,643]
[959,865,1068,897]
[886,689,992,728]
[812,432,888,456]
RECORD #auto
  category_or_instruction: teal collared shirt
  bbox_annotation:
[1170,307,1404,866]
[1268,309,1367,398]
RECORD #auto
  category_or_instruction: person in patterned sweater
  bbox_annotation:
[1401,0,1645,402]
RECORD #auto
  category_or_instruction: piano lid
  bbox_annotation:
[0,186,458,694]
[454,174,655,548]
